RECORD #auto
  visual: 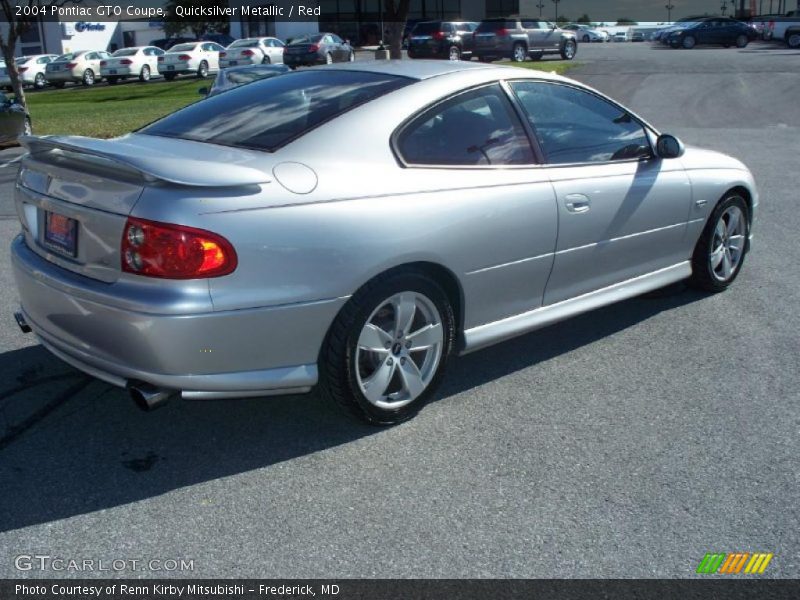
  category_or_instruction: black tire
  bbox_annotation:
[34,73,46,89]
[511,42,527,62]
[320,269,456,426]
[139,65,151,82]
[688,193,750,293]
[785,30,800,48]
[107,76,118,85]
[196,61,208,78]
[582,34,590,43]
[735,34,749,48]
[560,39,577,60]
[682,35,697,49]
[448,45,461,61]
[163,73,177,81]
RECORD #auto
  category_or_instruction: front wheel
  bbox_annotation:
[325,52,333,64]
[561,39,577,60]
[786,32,800,48]
[139,65,151,82]
[688,194,749,292]
[682,35,697,49]
[348,50,355,62]
[197,61,208,78]
[582,34,590,43]
[320,270,455,425]
[448,45,461,61]
[34,73,46,89]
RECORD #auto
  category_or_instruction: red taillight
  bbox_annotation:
[178,54,191,61]
[100,60,107,66]
[497,28,509,36]
[433,31,446,40]
[121,217,237,279]
[309,43,320,52]
[120,59,133,65]
[219,52,227,58]
[157,56,164,62]
[65,62,77,69]
[18,67,28,73]
[241,49,255,56]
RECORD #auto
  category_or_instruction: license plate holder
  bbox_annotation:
[44,211,78,257]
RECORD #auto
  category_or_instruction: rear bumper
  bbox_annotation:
[45,71,81,83]
[11,235,347,398]
[283,55,321,66]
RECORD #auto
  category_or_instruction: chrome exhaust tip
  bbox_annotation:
[14,311,31,334]
[128,382,175,412]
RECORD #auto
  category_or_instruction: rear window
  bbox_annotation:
[229,39,259,48]
[476,20,516,32]
[289,35,323,45]
[412,22,444,34]
[112,48,138,57]
[169,43,198,52]
[140,70,413,152]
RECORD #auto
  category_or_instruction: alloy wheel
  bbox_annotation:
[35,73,45,88]
[709,205,746,282]
[83,69,94,85]
[355,291,444,410]
[513,44,526,62]
[564,41,576,58]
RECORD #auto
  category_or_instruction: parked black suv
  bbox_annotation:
[474,17,577,62]
[407,21,479,61]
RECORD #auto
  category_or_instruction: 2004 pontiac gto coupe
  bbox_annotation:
[11,61,757,424]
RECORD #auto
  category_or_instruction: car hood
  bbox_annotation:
[681,146,749,172]
[21,134,273,187]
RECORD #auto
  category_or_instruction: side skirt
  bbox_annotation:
[461,261,692,354]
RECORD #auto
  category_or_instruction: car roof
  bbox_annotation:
[316,61,569,88]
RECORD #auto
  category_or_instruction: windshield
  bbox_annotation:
[112,48,138,57]
[169,43,197,52]
[141,70,412,152]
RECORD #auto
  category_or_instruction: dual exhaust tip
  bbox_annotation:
[15,311,174,412]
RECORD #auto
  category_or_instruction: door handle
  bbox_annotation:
[564,193,591,213]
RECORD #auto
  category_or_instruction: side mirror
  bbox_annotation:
[656,134,685,159]
[198,87,208,96]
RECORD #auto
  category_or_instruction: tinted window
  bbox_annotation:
[397,84,534,167]
[413,22,444,35]
[142,70,411,152]
[510,81,651,164]
[113,48,138,57]
[230,39,259,48]
[170,43,198,52]
[476,20,517,32]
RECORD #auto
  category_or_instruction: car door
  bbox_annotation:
[0,96,24,144]
[149,47,164,73]
[522,19,545,49]
[203,43,221,70]
[508,80,693,305]
[269,39,285,63]
[329,34,346,60]
[394,83,558,326]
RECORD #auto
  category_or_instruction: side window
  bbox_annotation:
[397,84,535,167]
[521,20,537,29]
[331,34,344,44]
[85,52,97,60]
[510,81,651,164]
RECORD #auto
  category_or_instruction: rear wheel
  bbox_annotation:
[448,45,461,61]
[320,270,455,425]
[512,42,527,62]
[561,39,577,60]
[786,32,800,48]
[34,73,46,89]
[735,34,749,48]
[82,69,95,86]
[139,65,151,82]
[688,194,749,292]
[196,61,208,78]
[682,35,697,49]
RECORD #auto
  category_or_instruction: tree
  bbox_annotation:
[0,0,80,109]
[382,0,411,59]
[556,14,570,24]
[576,14,592,24]
[163,0,230,39]
[616,18,638,25]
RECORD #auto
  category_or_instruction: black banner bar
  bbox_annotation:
[2,580,800,600]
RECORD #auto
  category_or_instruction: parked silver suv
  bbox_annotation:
[474,17,578,62]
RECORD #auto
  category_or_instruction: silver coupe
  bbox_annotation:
[11,61,757,424]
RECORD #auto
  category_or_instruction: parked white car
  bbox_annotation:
[158,41,227,80]
[45,50,112,87]
[613,29,631,42]
[100,46,165,84]
[563,24,609,42]
[3,55,59,89]
[219,37,285,67]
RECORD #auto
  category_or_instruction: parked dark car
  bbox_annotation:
[474,17,577,62]
[0,94,30,146]
[665,17,758,48]
[150,37,196,51]
[200,63,290,97]
[282,33,355,67]
[407,21,479,61]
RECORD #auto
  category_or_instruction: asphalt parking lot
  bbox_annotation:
[0,42,798,578]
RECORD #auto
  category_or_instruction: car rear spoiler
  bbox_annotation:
[20,135,272,187]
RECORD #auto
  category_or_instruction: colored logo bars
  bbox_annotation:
[696,552,774,574]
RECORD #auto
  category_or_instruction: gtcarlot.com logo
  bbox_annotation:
[696,552,774,574]
[14,555,194,572]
